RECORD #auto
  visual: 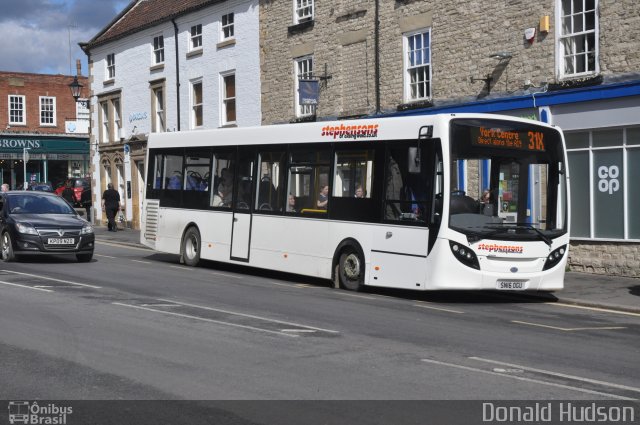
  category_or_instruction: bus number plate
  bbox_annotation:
[497,280,528,290]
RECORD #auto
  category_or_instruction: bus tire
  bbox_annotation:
[338,247,364,292]
[182,227,201,267]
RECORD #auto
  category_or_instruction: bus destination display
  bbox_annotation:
[472,127,545,152]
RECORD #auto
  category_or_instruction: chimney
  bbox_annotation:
[76,59,82,76]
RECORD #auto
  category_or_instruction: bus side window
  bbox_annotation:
[256,151,285,212]
[384,144,429,223]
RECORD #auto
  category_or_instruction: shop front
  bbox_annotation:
[0,135,90,190]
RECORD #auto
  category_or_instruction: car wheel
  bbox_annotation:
[1,232,16,262]
[76,252,93,262]
[182,227,201,267]
[338,247,364,291]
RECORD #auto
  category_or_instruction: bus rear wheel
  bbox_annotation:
[182,227,201,266]
[338,248,363,291]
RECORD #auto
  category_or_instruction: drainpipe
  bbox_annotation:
[172,18,181,130]
[374,0,381,115]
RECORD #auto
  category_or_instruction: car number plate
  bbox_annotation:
[496,280,528,290]
[48,238,75,245]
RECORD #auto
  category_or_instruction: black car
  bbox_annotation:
[28,182,54,192]
[0,191,94,262]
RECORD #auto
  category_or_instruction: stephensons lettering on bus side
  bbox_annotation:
[321,123,379,140]
[482,402,636,423]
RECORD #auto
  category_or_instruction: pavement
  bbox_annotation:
[93,226,640,314]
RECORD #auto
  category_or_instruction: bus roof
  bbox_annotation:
[147,113,559,149]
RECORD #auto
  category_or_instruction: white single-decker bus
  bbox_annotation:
[141,113,570,291]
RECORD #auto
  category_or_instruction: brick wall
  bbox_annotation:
[0,72,88,133]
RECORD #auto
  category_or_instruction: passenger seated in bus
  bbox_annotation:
[479,189,495,215]
[217,169,234,206]
[167,172,182,190]
[450,190,479,214]
[286,194,296,212]
[317,185,329,209]
[355,184,365,198]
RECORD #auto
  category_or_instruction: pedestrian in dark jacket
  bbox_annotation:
[101,183,120,232]
[61,181,75,205]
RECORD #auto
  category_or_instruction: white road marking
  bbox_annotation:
[169,265,194,271]
[112,302,299,337]
[281,329,317,333]
[0,270,101,289]
[335,292,376,300]
[95,254,117,259]
[139,303,181,307]
[546,302,640,317]
[413,303,465,314]
[95,240,150,251]
[420,358,635,400]
[469,357,640,394]
[210,271,243,280]
[157,298,340,334]
[131,260,152,264]
[0,280,53,292]
[512,320,626,332]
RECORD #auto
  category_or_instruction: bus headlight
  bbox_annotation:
[543,245,567,271]
[449,241,480,270]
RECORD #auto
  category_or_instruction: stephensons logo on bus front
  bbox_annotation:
[321,123,379,140]
[477,243,524,254]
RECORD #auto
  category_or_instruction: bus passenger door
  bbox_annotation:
[230,148,254,261]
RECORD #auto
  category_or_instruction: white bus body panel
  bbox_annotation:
[426,234,567,291]
[231,213,251,260]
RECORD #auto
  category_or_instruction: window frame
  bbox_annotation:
[293,0,314,24]
[106,53,116,80]
[221,13,235,41]
[556,0,599,79]
[39,96,56,126]
[151,83,166,133]
[152,34,165,65]
[566,126,640,241]
[403,28,432,103]
[221,72,236,126]
[8,95,26,125]
[190,24,203,51]
[294,56,315,118]
[191,79,204,129]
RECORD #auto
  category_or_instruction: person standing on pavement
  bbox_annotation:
[101,183,120,232]
[61,181,76,205]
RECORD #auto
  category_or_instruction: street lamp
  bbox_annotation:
[23,147,31,190]
[68,75,83,102]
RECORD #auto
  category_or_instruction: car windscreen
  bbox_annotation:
[8,194,76,214]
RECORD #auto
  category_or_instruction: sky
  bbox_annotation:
[0,0,129,76]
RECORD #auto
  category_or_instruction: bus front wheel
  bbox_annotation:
[182,227,201,266]
[338,248,363,291]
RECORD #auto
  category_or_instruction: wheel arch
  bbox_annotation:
[331,237,367,284]
[179,222,201,263]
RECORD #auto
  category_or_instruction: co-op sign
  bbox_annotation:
[0,139,42,149]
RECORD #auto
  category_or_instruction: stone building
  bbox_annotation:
[81,0,260,229]
[259,0,640,277]
[0,69,89,191]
